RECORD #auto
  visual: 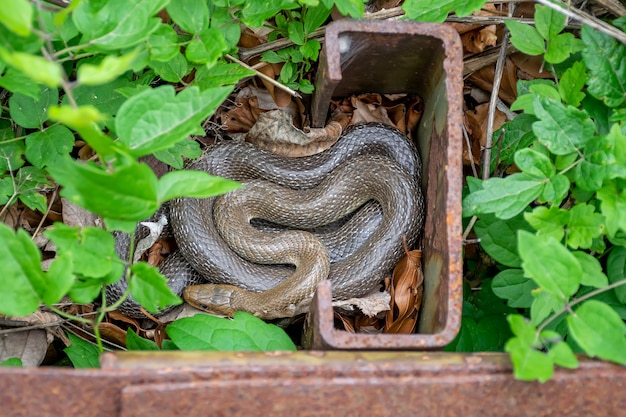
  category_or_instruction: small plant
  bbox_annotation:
[463,5,626,381]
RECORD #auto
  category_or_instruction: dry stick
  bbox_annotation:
[224,54,302,99]
[535,0,626,44]
[590,0,626,17]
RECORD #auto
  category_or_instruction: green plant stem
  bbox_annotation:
[537,278,626,334]
[225,54,302,99]
[46,304,92,325]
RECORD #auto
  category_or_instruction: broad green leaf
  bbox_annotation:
[186,28,228,66]
[518,231,582,299]
[0,68,42,99]
[532,97,594,155]
[491,114,537,172]
[505,338,554,383]
[558,61,586,107]
[167,312,297,351]
[581,25,626,107]
[0,223,43,316]
[153,138,201,169]
[43,252,75,305]
[0,122,25,172]
[287,20,305,45]
[129,262,181,314]
[545,33,582,64]
[116,85,232,157]
[547,341,579,369]
[474,213,532,267]
[25,125,74,169]
[534,4,565,41]
[64,333,100,368]
[72,0,168,50]
[300,39,321,61]
[507,314,538,346]
[1,358,23,367]
[77,51,137,86]
[566,203,604,249]
[606,246,626,303]
[45,224,118,279]
[0,48,62,87]
[165,0,209,34]
[598,178,626,238]
[126,328,159,350]
[193,61,254,89]
[157,171,241,203]
[474,279,517,316]
[455,0,486,16]
[303,3,332,34]
[14,166,50,213]
[567,300,626,365]
[511,79,557,114]
[8,87,58,129]
[68,279,103,304]
[514,148,554,179]
[538,174,569,205]
[402,0,459,22]
[68,75,134,120]
[48,159,159,228]
[462,173,544,219]
[505,19,545,55]
[327,0,365,18]
[146,24,179,62]
[573,251,608,288]
[530,290,564,326]
[38,9,79,43]
[0,0,32,36]
[492,269,537,308]
[240,0,299,27]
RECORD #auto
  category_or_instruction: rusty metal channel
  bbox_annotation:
[1,20,622,417]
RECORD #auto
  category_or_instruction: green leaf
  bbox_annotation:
[0,223,43,316]
[532,97,595,155]
[0,0,33,36]
[559,61,587,107]
[300,39,321,61]
[116,85,232,157]
[1,358,23,367]
[462,173,544,219]
[505,19,545,55]
[150,53,189,82]
[545,33,581,64]
[146,24,179,62]
[64,333,100,368]
[240,0,299,28]
[329,0,365,18]
[13,166,49,212]
[72,0,168,50]
[505,337,554,382]
[606,246,626,303]
[153,138,201,169]
[491,114,537,171]
[581,25,626,107]
[157,171,241,203]
[48,159,159,229]
[0,124,25,172]
[492,268,537,308]
[547,341,579,369]
[193,61,255,89]
[76,51,137,86]
[126,328,159,350]
[530,290,564,325]
[167,312,297,351]
[25,125,74,169]
[507,314,538,346]
[165,0,210,34]
[9,87,59,129]
[287,20,305,45]
[567,300,626,365]
[69,75,134,120]
[511,79,557,114]
[598,178,626,238]
[518,231,582,299]
[44,252,75,305]
[402,0,459,22]
[572,251,608,289]
[514,148,554,179]
[538,174,569,205]
[566,203,604,249]
[303,4,331,35]
[129,262,181,314]
[0,68,42,99]
[186,28,228,66]
[68,279,103,304]
[45,224,119,279]
[0,48,63,87]
[474,213,532,267]
[534,4,565,41]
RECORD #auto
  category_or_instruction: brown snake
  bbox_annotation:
[110,123,424,319]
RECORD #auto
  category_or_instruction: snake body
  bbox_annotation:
[111,123,424,319]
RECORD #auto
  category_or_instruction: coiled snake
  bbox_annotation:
[110,123,424,319]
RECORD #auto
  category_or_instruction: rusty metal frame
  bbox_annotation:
[309,20,464,349]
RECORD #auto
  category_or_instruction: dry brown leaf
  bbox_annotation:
[462,25,497,54]
[511,52,555,80]
[465,102,507,151]
[384,242,423,334]
[98,322,127,347]
[467,58,519,105]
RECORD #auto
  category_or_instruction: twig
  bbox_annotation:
[224,54,302,99]
[535,0,626,44]
[463,125,479,178]
[482,29,511,180]
[590,0,626,17]
[463,43,517,76]
[31,186,58,242]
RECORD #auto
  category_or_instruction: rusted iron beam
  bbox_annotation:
[1,352,624,416]
[310,20,464,349]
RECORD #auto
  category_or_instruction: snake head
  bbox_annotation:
[183,284,237,317]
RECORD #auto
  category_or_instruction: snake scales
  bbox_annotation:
[110,123,424,319]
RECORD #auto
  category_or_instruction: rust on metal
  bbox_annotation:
[310,20,464,349]
[1,352,625,416]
